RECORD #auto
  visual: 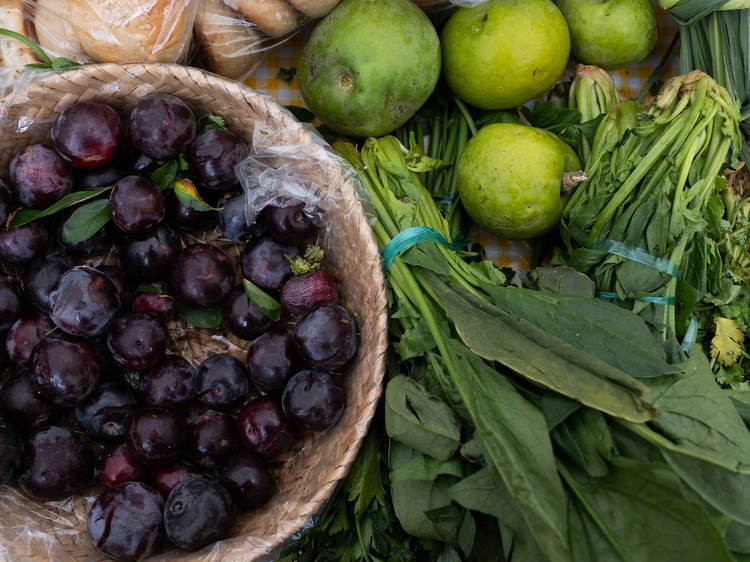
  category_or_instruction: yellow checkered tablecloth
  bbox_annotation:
[245,4,681,272]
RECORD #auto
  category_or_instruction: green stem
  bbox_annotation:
[454,97,478,136]
[0,28,52,66]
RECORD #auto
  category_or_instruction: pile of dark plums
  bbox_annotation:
[0,94,358,560]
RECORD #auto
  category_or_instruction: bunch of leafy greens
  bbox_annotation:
[281,127,750,560]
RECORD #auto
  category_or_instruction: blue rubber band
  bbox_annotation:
[680,314,699,353]
[598,292,675,305]
[585,240,680,278]
[381,226,466,272]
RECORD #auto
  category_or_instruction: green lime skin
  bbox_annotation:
[297,0,441,137]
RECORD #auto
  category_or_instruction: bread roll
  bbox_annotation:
[285,0,340,18]
[0,0,39,67]
[195,0,263,80]
[222,0,299,38]
[69,0,197,63]
[32,0,87,62]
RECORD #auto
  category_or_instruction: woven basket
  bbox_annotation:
[0,63,388,560]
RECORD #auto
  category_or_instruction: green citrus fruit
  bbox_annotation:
[457,123,581,239]
[441,0,570,110]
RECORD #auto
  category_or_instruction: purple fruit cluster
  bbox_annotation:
[0,95,358,560]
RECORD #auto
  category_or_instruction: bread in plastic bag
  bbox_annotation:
[0,0,38,67]
[32,0,89,62]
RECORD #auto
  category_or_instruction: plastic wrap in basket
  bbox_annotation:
[0,63,387,560]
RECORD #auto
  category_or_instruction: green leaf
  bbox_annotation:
[242,279,281,322]
[9,186,112,227]
[522,101,581,133]
[389,455,463,483]
[136,284,162,294]
[285,105,315,122]
[277,67,296,82]
[150,160,178,191]
[344,425,387,518]
[393,317,436,360]
[197,113,228,132]
[175,303,222,328]
[521,266,596,298]
[552,410,612,478]
[61,199,112,243]
[173,178,218,211]
[457,510,476,558]
[385,375,460,461]
[561,458,733,562]
[475,110,521,127]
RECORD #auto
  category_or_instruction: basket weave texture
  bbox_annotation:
[0,63,388,561]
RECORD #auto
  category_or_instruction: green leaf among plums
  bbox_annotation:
[173,179,218,212]
[175,302,222,329]
[9,186,112,228]
[243,279,281,322]
[61,198,112,243]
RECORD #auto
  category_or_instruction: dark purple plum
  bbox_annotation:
[218,193,265,242]
[97,265,135,310]
[166,191,216,230]
[128,94,196,160]
[88,482,164,561]
[127,407,187,463]
[9,145,73,208]
[188,411,239,469]
[220,451,274,509]
[237,397,294,457]
[294,304,358,370]
[0,335,6,371]
[131,153,164,176]
[282,370,345,432]
[240,237,298,293]
[0,419,23,484]
[110,176,165,233]
[55,209,110,258]
[266,202,316,245]
[51,102,122,169]
[246,331,300,393]
[49,266,121,337]
[132,282,175,321]
[117,222,180,282]
[151,461,202,499]
[22,254,72,312]
[95,443,145,489]
[188,129,248,192]
[222,285,273,340]
[74,157,129,189]
[164,476,234,551]
[0,375,60,431]
[170,244,234,309]
[5,314,54,368]
[0,180,12,227]
[139,355,197,408]
[107,312,168,372]
[31,338,99,407]
[0,275,23,332]
[19,426,94,500]
[76,380,138,441]
[281,270,339,317]
[0,221,49,265]
[196,354,250,410]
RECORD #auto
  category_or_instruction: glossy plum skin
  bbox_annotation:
[246,331,299,394]
[0,419,23,484]
[293,304,358,370]
[266,203,317,245]
[132,282,175,321]
[110,176,165,233]
[188,411,239,469]
[95,443,145,488]
[237,397,295,457]
[166,191,216,231]
[188,129,248,192]
[76,380,138,442]
[19,426,94,501]
[222,285,274,340]
[139,355,197,408]
[196,354,250,410]
[117,222,180,282]
[127,407,187,463]
[0,221,50,265]
[55,210,110,258]
[282,370,345,432]
[0,375,60,431]
[87,482,164,561]
[0,275,23,332]
[164,476,234,551]
[51,102,122,169]
[240,237,298,293]
[49,266,121,337]
[98,264,135,310]
[280,270,339,317]
[31,338,99,407]
[74,157,129,189]
[128,94,196,160]
[170,244,234,309]
[217,194,259,242]
[151,461,202,499]
[9,144,73,208]
[5,314,54,368]
[0,180,12,226]
[107,313,168,372]
[22,254,72,312]
[220,451,274,509]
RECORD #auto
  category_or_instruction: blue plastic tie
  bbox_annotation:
[381,226,466,272]
[597,292,676,305]
[585,240,680,278]
[680,314,699,353]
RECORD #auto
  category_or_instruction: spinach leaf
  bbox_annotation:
[389,455,463,483]
[552,410,612,478]
[521,266,596,298]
